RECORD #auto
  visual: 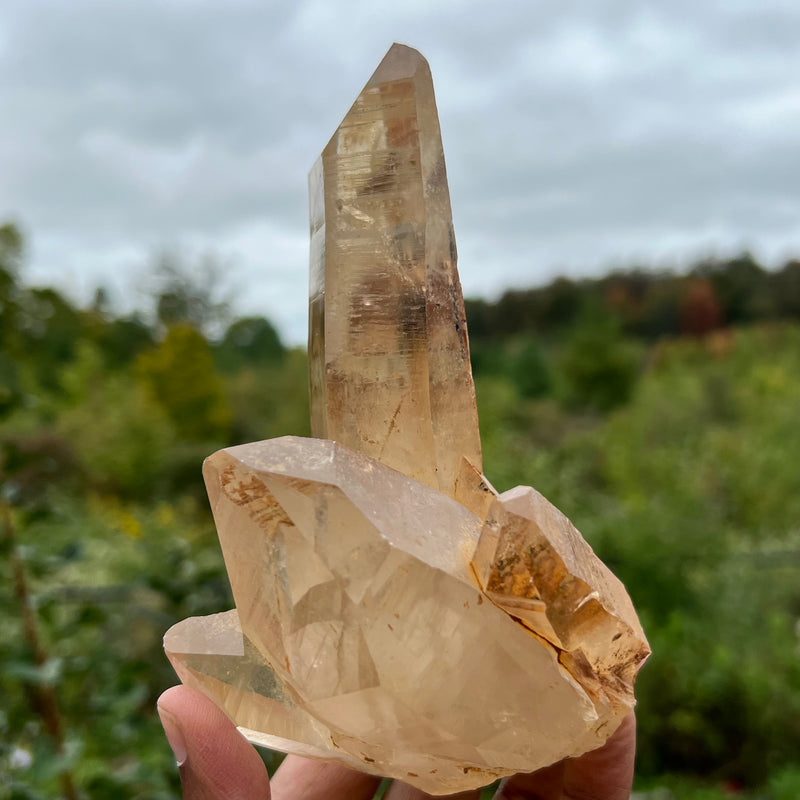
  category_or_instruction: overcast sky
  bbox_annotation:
[2,1,799,343]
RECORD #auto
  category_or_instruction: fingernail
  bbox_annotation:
[157,706,188,767]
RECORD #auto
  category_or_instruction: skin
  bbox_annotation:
[157,686,637,800]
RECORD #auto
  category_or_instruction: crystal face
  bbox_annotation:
[164,43,650,795]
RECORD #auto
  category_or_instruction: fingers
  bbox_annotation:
[269,754,380,800]
[383,782,482,800]
[562,714,636,800]
[494,761,565,800]
[156,686,636,800]
[494,713,637,800]
[157,685,271,800]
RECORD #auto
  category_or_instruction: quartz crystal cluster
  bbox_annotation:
[164,43,650,795]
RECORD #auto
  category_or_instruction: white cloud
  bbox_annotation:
[1,0,799,344]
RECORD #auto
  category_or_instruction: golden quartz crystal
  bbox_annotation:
[164,44,650,795]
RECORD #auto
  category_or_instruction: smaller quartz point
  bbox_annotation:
[472,487,649,704]
[164,43,650,796]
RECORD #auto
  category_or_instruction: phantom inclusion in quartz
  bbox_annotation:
[164,43,650,795]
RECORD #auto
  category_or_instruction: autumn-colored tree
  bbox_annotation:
[679,278,722,337]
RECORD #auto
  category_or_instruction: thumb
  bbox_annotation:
[158,685,270,800]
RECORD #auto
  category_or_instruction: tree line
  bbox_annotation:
[466,252,800,342]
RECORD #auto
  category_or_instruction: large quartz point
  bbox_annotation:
[164,43,649,795]
[308,43,481,502]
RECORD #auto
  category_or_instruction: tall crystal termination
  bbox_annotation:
[164,44,650,796]
[309,43,481,499]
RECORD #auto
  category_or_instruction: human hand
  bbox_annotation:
[157,685,636,800]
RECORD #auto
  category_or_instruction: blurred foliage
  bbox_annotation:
[217,316,285,373]
[554,304,641,412]
[136,324,232,443]
[150,251,232,337]
[466,248,800,343]
[1,220,799,798]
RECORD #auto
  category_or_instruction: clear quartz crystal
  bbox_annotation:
[164,43,650,796]
[308,43,481,500]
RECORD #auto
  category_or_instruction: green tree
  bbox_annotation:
[0,224,24,352]
[94,314,156,369]
[216,316,285,373]
[226,348,310,444]
[19,288,86,380]
[150,252,231,337]
[0,224,28,415]
[773,260,800,320]
[556,307,639,412]
[507,336,551,398]
[56,343,177,499]
[136,324,232,442]
[695,252,773,324]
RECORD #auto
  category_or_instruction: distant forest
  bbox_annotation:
[466,251,800,342]
[3,218,800,362]
[4,215,800,430]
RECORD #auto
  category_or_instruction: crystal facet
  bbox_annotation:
[164,43,650,795]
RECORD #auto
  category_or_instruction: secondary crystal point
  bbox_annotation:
[165,43,650,796]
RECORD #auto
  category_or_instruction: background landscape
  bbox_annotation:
[1,220,799,799]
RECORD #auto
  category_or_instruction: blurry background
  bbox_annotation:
[1,2,800,799]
